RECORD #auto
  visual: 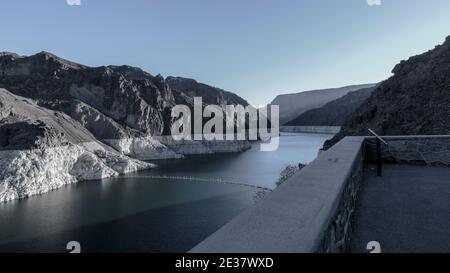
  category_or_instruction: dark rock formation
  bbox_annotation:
[285,86,376,126]
[325,36,450,149]
[0,121,67,150]
[167,76,249,106]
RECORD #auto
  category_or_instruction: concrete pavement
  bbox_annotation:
[350,164,450,253]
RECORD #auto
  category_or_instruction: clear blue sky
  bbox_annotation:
[1,0,449,105]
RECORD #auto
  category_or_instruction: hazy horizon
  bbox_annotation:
[1,0,449,105]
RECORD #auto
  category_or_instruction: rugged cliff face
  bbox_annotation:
[0,52,181,137]
[0,52,251,202]
[285,86,376,126]
[325,36,450,149]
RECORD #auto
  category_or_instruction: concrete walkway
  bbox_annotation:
[350,164,450,253]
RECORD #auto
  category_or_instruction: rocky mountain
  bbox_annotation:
[0,51,251,202]
[269,83,376,125]
[285,86,376,126]
[325,36,450,149]
[166,76,249,106]
[0,51,251,151]
[0,87,154,202]
[0,52,200,137]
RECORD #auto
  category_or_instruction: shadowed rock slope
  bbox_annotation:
[325,36,450,149]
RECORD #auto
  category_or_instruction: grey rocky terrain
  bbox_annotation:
[0,88,153,202]
[325,36,450,149]
[0,52,251,202]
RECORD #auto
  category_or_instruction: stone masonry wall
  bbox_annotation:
[317,149,364,253]
[365,136,450,166]
[280,126,341,134]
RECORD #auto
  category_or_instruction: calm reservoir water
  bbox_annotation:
[0,133,331,252]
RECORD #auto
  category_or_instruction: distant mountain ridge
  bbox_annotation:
[285,86,377,126]
[269,83,377,125]
[325,36,450,149]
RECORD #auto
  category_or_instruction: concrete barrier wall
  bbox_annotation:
[190,137,365,253]
[281,126,341,134]
[365,135,450,166]
[190,135,450,253]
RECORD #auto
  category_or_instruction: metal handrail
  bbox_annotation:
[368,129,388,176]
[368,129,388,145]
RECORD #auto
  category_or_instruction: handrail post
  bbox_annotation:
[368,129,387,177]
[376,137,382,176]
